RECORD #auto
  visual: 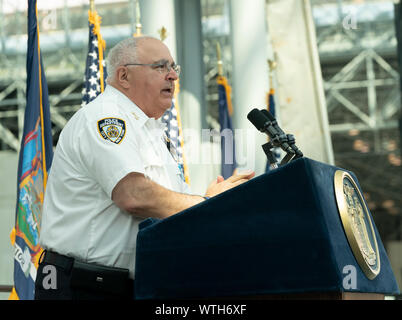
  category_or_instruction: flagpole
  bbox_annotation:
[134,0,142,37]
[90,0,94,13]
[268,59,277,92]
[158,26,168,42]
[216,42,223,77]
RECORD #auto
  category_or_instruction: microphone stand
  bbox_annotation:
[259,109,302,166]
[280,151,295,166]
[247,108,303,169]
[261,123,305,167]
[261,120,295,167]
[287,134,303,160]
[262,141,279,169]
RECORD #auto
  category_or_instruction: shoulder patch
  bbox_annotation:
[97,118,126,144]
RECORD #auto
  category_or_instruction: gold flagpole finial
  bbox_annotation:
[268,59,277,88]
[90,0,95,13]
[158,27,168,41]
[268,59,277,72]
[134,0,142,37]
[216,42,223,76]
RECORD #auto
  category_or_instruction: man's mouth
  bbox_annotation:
[161,87,174,96]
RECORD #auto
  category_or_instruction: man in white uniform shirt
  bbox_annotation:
[34,36,254,300]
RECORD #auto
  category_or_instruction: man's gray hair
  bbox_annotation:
[106,36,157,84]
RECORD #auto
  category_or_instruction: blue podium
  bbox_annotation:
[133,158,399,300]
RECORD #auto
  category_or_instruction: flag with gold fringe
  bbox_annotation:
[267,87,276,118]
[161,80,190,185]
[217,75,237,179]
[265,87,281,172]
[156,25,190,185]
[81,7,107,106]
[9,0,54,300]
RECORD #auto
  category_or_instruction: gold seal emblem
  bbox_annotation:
[106,125,120,139]
[334,170,380,280]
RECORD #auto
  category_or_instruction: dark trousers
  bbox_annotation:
[34,251,134,300]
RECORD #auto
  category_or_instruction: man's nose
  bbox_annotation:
[166,69,179,81]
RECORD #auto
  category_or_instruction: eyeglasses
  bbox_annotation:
[124,60,181,76]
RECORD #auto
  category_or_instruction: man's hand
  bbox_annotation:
[204,170,255,198]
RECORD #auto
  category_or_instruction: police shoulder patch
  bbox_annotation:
[97,118,126,144]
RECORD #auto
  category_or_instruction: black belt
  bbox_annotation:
[42,250,74,272]
[41,250,132,297]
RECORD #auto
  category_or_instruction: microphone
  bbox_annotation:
[260,109,303,158]
[247,108,278,137]
[247,108,280,169]
[247,108,293,154]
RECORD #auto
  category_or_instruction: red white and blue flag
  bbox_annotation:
[161,81,190,184]
[81,9,107,106]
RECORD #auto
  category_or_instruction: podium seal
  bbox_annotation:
[334,170,380,280]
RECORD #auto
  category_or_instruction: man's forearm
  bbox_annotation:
[112,172,204,219]
[132,176,204,218]
[112,170,255,220]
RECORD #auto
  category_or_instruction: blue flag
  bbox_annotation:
[217,76,237,179]
[265,89,280,172]
[268,88,276,118]
[81,10,107,106]
[10,0,54,300]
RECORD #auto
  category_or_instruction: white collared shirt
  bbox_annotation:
[39,85,191,278]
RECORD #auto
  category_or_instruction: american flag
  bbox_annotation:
[161,84,189,184]
[82,11,107,107]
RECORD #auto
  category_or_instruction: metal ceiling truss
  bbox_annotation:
[313,0,402,243]
[325,48,400,155]
[0,59,83,152]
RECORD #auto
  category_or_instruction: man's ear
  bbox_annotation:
[117,67,130,89]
